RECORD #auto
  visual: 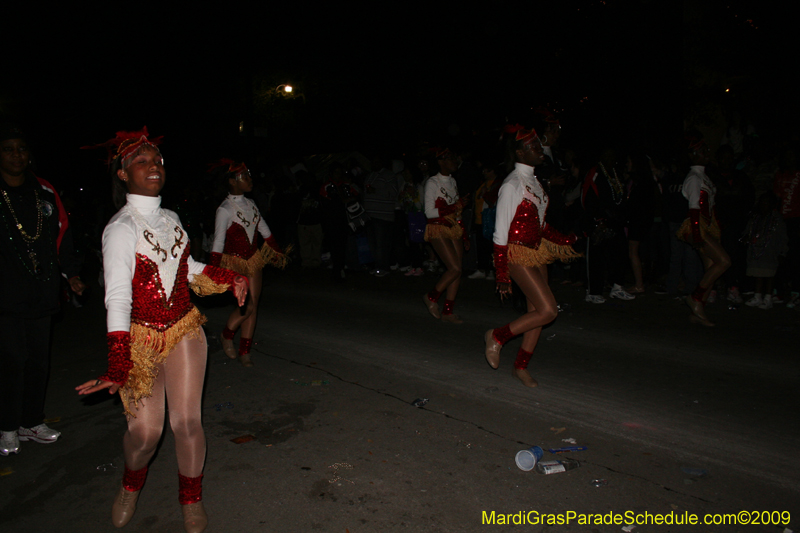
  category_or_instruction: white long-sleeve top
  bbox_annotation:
[682,165,715,212]
[211,194,271,254]
[423,173,460,219]
[493,163,548,246]
[103,194,206,333]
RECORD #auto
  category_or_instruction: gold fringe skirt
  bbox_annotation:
[424,216,463,242]
[677,215,721,243]
[119,306,206,417]
[221,242,291,278]
[508,240,583,268]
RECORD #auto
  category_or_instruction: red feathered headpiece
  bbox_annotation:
[208,158,249,178]
[504,124,538,145]
[686,135,706,152]
[534,106,560,125]
[82,127,163,166]
[431,147,452,160]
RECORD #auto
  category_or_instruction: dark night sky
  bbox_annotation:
[1,1,793,193]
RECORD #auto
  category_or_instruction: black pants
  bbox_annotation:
[586,231,627,295]
[474,224,494,271]
[0,314,52,431]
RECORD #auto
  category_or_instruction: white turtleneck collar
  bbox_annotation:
[126,194,162,213]
[227,193,245,201]
[514,162,535,178]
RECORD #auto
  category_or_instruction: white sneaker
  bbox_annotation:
[18,424,60,444]
[389,263,399,271]
[745,294,763,307]
[609,283,635,300]
[759,295,773,310]
[585,293,606,304]
[727,287,743,304]
[468,270,486,280]
[486,270,496,281]
[0,430,20,455]
[399,265,412,273]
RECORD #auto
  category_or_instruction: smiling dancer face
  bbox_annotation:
[117,146,165,197]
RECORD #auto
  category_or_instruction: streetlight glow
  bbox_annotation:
[284,85,293,93]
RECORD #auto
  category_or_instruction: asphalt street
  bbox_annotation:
[1,265,798,532]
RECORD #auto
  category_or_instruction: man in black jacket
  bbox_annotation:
[0,124,85,456]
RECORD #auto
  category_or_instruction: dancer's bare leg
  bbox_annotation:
[430,238,463,299]
[225,269,262,336]
[508,264,553,387]
[507,263,558,336]
[123,366,166,471]
[697,237,731,301]
[239,270,263,340]
[163,329,208,478]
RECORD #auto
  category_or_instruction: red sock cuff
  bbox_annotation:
[427,289,442,303]
[442,299,455,315]
[239,337,253,355]
[514,348,534,370]
[691,285,707,303]
[222,326,236,340]
[122,465,148,492]
[492,324,514,345]
[178,473,203,505]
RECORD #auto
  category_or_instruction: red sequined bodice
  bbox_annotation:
[699,190,711,218]
[223,223,258,260]
[508,199,543,247]
[131,246,193,332]
[507,198,574,247]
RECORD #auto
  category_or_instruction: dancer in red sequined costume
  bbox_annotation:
[422,148,470,324]
[76,129,247,533]
[677,135,730,326]
[484,126,581,387]
[209,160,288,367]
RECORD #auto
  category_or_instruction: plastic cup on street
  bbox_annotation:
[515,446,544,471]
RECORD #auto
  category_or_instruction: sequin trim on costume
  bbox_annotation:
[434,196,459,217]
[222,223,259,260]
[238,337,253,356]
[178,473,203,505]
[493,244,510,284]
[442,299,455,315]
[492,324,515,345]
[99,331,133,385]
[514,348,534,370]
[122,465,148,492]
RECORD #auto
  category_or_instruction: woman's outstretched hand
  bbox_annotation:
[496,282,512,300]
[234,276,249,307]
[76,379,120,396]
